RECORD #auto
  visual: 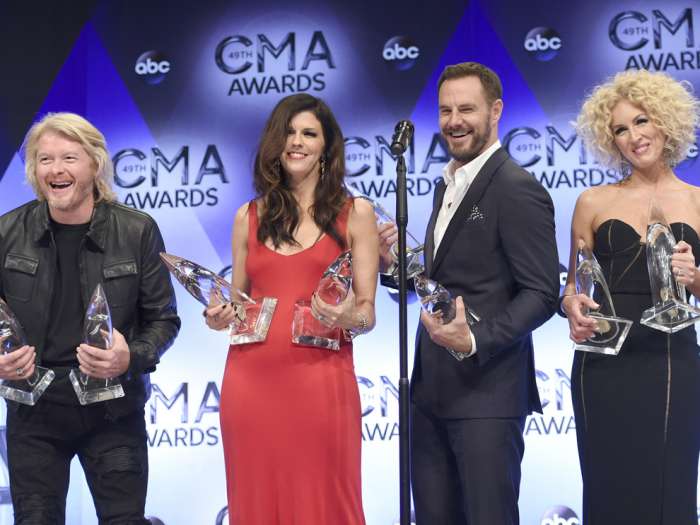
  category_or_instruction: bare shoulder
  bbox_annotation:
[683,183,700,227]
[576,184,617,214]
[236,202,250,219]
[577,183,615,202]
[686,182,700,200]
[233,202,252,237]
[235,201,252,222]
[348,197,378,248]
[350,196,375,218]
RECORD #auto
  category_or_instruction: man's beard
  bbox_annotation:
[447,120,492,165]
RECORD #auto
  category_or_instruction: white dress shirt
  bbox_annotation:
[434,140,501,254]
[433,140,501,358]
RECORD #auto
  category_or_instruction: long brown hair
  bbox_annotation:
[254,94,348,249]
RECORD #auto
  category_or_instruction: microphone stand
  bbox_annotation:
[395,154,411,525]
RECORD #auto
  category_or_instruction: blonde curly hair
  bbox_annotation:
[576,69,699,168]
[23,112,117,203]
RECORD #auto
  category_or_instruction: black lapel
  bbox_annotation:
[431,148,509,276]
[423,179,445,276]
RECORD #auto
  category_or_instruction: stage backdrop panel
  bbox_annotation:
[1,1,699,523]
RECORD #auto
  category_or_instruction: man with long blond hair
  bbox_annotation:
[0,112,180,524]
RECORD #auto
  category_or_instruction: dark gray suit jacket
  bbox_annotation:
[412,147,559,419]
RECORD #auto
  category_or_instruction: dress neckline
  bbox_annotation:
[261,234,328,258]
[594,218,700,242]
[249,198,351,257]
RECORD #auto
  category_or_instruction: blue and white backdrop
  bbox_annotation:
[0,1,698,523]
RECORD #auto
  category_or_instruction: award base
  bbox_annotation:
[292,300,342,351]
[640,300,700,334]
[69,369,125,405]
[574,314,633,355]
[0,366,55,406]
[388,249,424,282]
[230,297,278,345]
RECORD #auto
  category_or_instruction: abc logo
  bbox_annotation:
[135,50,171,85]
[541,505,580,525]
[524,27,562,61]
[382,36,420,71]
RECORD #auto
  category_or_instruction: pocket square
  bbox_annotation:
[467,205,485,223]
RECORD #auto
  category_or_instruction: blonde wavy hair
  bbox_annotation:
[576,69,699,168]
[23,112,117,202]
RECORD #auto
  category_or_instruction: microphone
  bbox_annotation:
[390,120,414,155]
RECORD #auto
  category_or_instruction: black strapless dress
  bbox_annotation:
[572,219,700,525]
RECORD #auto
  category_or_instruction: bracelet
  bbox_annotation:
[355,312,369,334]
[344,312,369,340]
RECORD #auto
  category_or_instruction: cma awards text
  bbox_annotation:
[144,371,575,449]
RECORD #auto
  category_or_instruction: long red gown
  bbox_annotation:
[219,200,365,525]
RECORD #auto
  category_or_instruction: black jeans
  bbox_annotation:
[7,401,150,525]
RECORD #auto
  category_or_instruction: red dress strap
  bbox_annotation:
[336,197,353,246]
[247,200,259,251]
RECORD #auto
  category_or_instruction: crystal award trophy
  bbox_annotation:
[69,284,125,404]
[160,252,277,344]
[574,241,632,355]
[292,251,352,351]
[347,185,425,280]
[0,298,55,405]
[640,204,700,333]
[414,274,480,361]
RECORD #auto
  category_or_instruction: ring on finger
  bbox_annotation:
[16,367,23,376]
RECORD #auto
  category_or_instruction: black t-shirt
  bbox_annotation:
[43,219,90,404]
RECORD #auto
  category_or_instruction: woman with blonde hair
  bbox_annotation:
[561,69,700,524]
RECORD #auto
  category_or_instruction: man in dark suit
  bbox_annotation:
[380,62,559,524]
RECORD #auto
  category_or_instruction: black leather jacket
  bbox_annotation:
[0,200,180,417]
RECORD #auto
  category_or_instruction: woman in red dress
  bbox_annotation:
[206,93,378,524]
